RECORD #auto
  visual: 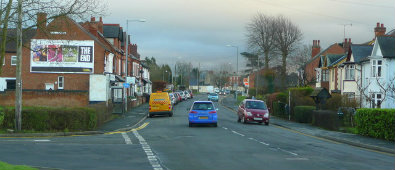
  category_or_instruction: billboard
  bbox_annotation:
[30,39,94,73]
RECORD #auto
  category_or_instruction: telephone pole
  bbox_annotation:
[15,0,23,131]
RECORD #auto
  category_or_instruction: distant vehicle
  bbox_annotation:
[184,90,191,99]
[237,99,269,125]
[219,90,225,95]
[188,101,218,127]
[149,91,173,118]
[187,89,194,98]
[214,88,220,93]
[169,93,177,105]
[208,93,219,102]
[174,92,182,103]
[225,90,230,94]
[178,91,186,100]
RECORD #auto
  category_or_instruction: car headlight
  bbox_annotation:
[246,112,252,116]
[264,113,269,118]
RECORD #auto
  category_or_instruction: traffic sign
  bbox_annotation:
[123,83,130,88]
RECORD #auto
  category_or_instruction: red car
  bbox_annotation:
[174,92,182,103]
[237,99,270,125]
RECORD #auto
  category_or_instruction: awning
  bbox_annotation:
[142,78,152,84]
[115,75,125,82]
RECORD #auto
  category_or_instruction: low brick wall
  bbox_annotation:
[0,90,89,107]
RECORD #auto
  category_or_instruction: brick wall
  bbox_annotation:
[0,90,89,107]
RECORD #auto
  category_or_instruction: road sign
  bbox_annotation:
[123,83,130,88]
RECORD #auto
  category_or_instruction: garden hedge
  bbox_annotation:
[294,106,315,123]
[355,108,395,141]
[312,110,339,130]
[1,106,97,131]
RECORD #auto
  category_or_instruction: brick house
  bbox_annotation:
[303,40,345,88]
[0,13,150,107]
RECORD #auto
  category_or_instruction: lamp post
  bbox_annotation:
[226,45,239,100]
[124,19,145,113]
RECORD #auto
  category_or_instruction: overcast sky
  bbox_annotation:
[103,0,394,72]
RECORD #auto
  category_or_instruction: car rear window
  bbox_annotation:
[246,101,267,110]
[210,93,218,96]
[192,103,215,110]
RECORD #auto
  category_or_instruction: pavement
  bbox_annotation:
[220,95,395,155]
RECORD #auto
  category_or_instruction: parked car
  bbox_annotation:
[178,91,186,100]
[148,91,173,118]
[187,89,194,98]
[237,99,269,125]
[169,93,177,105]
[184,90,191,99]
[174,92,182,103]
[208,93,219,102]
[225,90,230,94]
[188,101,218,127]
[219,90,225,95]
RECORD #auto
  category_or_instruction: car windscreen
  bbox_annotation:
[210,93,218,96]
[192,103,215,110]
[245,101,267,110]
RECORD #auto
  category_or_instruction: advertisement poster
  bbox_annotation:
[30,39,94,73]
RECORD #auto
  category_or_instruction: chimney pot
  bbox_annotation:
[313,40,316,46]
[377,22,380,27]
[91,17,95,22]
[381,24,384,27]
[318,40,320,46]
[99,17,102,22]
[348,38,351,43]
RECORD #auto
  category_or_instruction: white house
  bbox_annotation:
[339,45,373,103]
[360,36,395,108]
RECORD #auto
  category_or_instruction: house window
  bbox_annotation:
[345,65,355,80]
[11,56,17,65]
[332,70,335,82]
[322,69,329,82]
[371,93,382,108]
[58,76,64,90]
[371,59,382,77]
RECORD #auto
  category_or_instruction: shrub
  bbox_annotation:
[355,109,395,141]
[1,107,97,131]
[294,106,315,123]
[312,110,340,130]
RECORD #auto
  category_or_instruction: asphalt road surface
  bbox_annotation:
[0,94,393,170]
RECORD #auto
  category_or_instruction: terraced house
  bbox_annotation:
[0,13,151,108]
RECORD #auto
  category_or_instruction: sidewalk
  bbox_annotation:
[221,95,394,154]
[99,103,148,132]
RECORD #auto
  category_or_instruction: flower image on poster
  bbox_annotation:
[32,45,48,62]
[47,45,63,62]
[62,45,78,62]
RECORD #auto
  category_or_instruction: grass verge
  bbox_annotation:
[0,161,38,170]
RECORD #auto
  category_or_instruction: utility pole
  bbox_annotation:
[256,57,260,97]
[197,62,200,93]
[15,0,23,131]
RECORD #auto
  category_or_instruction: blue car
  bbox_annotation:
[208,93,219,102]
[188,101,218,127]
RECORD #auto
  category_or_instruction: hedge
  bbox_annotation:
[355,108,395,141]
[1,106,97,131]
[294,106,315,123]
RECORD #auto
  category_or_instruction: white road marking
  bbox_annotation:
[231,130,245,137]
[33,139,51,142]
[133,130,164,170]
[259,141,270,146]
[278,147,298,156]
[286,158,309,161]
[121,132,132,144]
[222,127,228,130]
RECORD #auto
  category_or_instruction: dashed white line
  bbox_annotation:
[33,139,51,142]
[222,127,228,130]
[121,132,132,144]
[231,130,245,137]
[278,147,298,156]
[133,130,164,170]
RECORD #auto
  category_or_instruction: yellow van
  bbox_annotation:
[149,91,173,117]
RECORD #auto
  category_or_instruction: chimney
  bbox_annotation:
[311,40,321,58]
[91,17,95,22]
[37,13,47,35]
[343,38,351,53]
[374,22,386,37]
[98,17,103,34]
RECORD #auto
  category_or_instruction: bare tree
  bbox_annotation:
[273,15,303,89]
[0,0,107,73]
[246,13,276,70]
[356,75,395,108]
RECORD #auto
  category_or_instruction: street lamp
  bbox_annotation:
[124,19,145,113]
[125,19,146,78]
[226,44,239,100]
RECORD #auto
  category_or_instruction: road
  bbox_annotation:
[0,94,393,170]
